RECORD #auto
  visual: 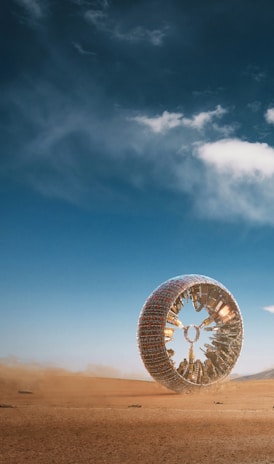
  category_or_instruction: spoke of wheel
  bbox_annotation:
[167,309,185,329]
[199,316,214,329]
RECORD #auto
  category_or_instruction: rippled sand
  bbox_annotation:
[1,365,274,463]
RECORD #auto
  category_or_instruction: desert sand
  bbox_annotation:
[1,365,274,464]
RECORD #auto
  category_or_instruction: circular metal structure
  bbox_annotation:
[137,275,243,393]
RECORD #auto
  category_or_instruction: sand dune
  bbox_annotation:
[1,364,274,463]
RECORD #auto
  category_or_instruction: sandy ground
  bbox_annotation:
[1,365,274,463]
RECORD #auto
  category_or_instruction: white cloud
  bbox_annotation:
[263,306,274,314]
[133,111,184,133]
[182,105,226,130]
[132,106,227,134]
[197,139,274,177]
[265,108,274,125]
[192,138,274,224]
[15,0,46,21]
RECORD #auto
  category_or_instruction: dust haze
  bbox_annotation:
[0,358,147,389]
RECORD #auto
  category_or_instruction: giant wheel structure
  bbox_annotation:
[137,275,243,393]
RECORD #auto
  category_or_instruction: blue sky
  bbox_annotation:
[1,0,274,377]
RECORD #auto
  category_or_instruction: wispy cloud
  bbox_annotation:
[211,122,238,137]
[263,305,274,314]
[92,0,109,7]
[146,28,168,46]
[2,76,151,206]
[265,108,274,124]
[133,111,184,133]
[14,0,47,22]
[132,106,227,133]
[182,105,226,130]
[70,0,107,6]
[192,87,224,98]
[113,25,169,46]
[243,65,266,82]
[72,41,96,56]
[84,9,107,29]
[247,101,261,112]
[84,4,169,46]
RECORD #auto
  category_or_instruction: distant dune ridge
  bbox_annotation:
[233,367,274,381]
